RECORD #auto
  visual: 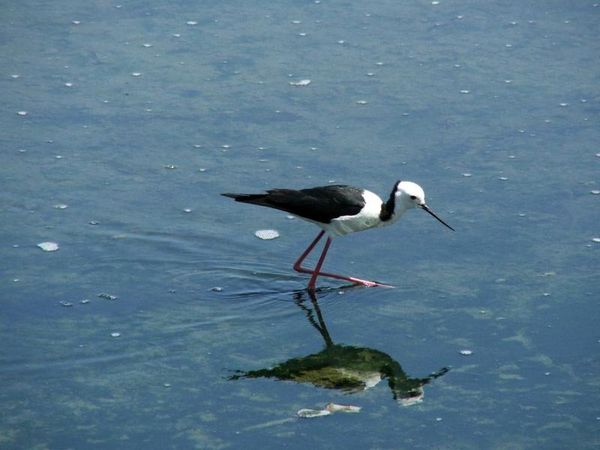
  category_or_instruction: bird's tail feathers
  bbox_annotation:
[221,192,271,205]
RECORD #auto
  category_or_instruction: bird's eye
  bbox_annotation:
[410,195,417,200]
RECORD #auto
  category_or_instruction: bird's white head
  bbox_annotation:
[393,180,455,231]
[395,181,426,209]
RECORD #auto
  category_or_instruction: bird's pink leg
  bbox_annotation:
[294,231,389,290]
[307,236,332,291]
[293,230,325,274]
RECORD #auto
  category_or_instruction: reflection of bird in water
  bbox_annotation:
[229,290,449,405]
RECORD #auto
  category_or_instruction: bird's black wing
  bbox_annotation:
[222,185,365,223]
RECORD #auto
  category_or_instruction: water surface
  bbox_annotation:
[2,1,599,448]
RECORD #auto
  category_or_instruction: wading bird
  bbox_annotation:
[223,180,454,291]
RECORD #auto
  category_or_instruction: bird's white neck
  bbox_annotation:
[380,183,415,223]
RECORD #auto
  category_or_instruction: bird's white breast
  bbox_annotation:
[323,190,384,236]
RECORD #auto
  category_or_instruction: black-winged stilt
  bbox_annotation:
[223,180,454,291]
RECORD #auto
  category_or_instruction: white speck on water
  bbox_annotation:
[505,43,513,48]
[98,293,118,301]
[297,408,331,419]
[255,229,280,240]
[11,74,20,79]
[459,349,473,356]
[164,164,177,169]
[59,301,73,307]
[64,82,73,87]
[366,72,375,77]
[356,100,368,105]
[291,20,301,24]
[592,237,600,243]
[131,72,142,77]
[172,33,181,38]
[89,220,99,225]
[435,417,443,422]
[53,203,68,209]
[72,20,81,25]
[55,155,63,159]
[163,383,172,388]
[221,144,230,149]
[337,40,345,44]
[183,208,192,213]
[460,89,470,94]
[326,403,361,414]
[559,102,568,107]
[286,215,295,220]
[143,43,153,48]
[431,1,440,5]
[462,173,472,177]
[111,332,121,338]
[38,242,59,252]
[80,299,90,304]
[504,79,513,84]
[498,176,508,181]
[591,190,600,195]
[17,111,28,116]
[289,79,311,87]
[186,21,198,25]
[210,286,223,292]
[543,292,551,297]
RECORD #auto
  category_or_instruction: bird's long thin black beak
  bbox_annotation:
[421,204,455,231]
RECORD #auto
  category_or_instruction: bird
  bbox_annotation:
[222,180,454,291]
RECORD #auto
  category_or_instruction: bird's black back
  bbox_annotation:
[222,185,365,223]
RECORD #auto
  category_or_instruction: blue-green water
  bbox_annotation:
[2,1,599,448]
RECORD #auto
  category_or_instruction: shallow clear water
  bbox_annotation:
[2,1,599,448]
